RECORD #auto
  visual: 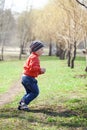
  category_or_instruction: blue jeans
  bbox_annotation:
[21,75,39,105]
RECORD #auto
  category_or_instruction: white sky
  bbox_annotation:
[4,0,49,12]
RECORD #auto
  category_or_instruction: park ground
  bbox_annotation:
[0,56,87,130]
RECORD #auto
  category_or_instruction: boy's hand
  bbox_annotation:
[41,68,46,73]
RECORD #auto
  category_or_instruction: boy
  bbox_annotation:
[18,41,46,111]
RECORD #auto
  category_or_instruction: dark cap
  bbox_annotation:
[30,41,44,52]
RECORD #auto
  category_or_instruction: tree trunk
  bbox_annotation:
[19,44,22,60]
[59,48,65,60]
[67,50,71,67]
[56,44,65,59]
[1,45,4,61]
[71,41,76,68]
[21,44,24,54]
[85,54,87,72]
[19,40,25,60]
[49,42,52,56]
[56,43,60,57]
[21,42,26,54]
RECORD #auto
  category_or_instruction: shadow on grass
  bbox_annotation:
[0,104,87,128]
[30,108,77,117]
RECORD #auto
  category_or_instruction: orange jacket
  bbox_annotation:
[23,52,42,78]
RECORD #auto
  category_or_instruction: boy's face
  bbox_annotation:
[35,47,44,56]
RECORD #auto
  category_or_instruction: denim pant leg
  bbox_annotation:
[21,75,39,105]
[21,82,31,102]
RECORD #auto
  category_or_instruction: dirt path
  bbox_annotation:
[0,78,23,106]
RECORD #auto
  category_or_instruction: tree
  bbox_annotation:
[17,9,34,59]
[0,0,5,60]
[0,9,15,60]
[16,0,87,62]
[52,0,86,67]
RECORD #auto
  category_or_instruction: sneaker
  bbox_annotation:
[18,102,29,111]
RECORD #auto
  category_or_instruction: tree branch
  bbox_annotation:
[76,0,87,8]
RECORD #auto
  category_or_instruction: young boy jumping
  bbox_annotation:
[18,41,46,111]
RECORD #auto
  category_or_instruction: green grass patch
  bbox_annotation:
[0,56,87,130]
[0,60,24,94]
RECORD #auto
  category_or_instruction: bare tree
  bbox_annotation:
[0,9,15,60]
[54,0,85,68]
[17,5,34,60]
[0,0,5,60]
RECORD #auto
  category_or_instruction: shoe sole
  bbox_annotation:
[18,106,29,112]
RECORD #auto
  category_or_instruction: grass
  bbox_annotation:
[0,60,24,94]
[0,56,87,130]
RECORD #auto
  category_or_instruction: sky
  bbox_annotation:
[4,0,49,12]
